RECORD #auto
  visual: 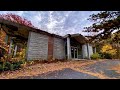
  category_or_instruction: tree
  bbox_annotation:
[101,44,117,59]
[83,11,120,59]
[101,44,117,55]
[0,28,9,52]
[0,13,36,28]
[83,11,120,43]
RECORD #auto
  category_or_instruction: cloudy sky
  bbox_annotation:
[0,11,100,36]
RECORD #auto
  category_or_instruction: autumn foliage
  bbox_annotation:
[83,11,120,43]
[101,44,117,58]
[0,13,35,28]
[0,28,9,52]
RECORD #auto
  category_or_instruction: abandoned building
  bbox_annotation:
[0,18,96,60]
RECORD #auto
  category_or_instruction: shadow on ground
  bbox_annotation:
[16,68,99,79]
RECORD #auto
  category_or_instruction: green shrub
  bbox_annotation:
[103,53,112,59]
[0,61,23,71]
[12,62,21,70]
[10,64,14,70]
[91,53,100,60]
[99,52,112,59]
[0,64,3,71]
[4,62,11,71]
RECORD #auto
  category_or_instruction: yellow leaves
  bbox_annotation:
[101,44,117,55]
[0,28,9,52]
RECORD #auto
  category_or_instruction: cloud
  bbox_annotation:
[0,11,100,36]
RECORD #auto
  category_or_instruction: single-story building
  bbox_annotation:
[0,18,96,60]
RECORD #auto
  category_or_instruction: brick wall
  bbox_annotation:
[48,36,54,60]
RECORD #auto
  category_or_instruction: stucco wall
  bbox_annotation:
[53,37,65,59]
[82,44,88,58]
[82,44,93,59]
[88,45,93,57]
[27,31,48,60]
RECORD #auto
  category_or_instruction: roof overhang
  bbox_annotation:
[0,18,64,40]
[64,34,88,44]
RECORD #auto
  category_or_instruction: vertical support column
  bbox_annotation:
[14,45,17,56]
[87,43,90,59]
[67,37,71,60]
[26,31,31,60]
[82,44,87,59]
[8,38,13,54]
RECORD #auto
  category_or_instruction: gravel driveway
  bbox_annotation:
[16,60,120,79]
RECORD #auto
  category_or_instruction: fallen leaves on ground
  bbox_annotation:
[110,64,120,74]
[0,60,98,79]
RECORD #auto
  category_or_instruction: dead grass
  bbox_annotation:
[0,60,97,79]
[110,64,120,74]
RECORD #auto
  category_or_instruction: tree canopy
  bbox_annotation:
[83,11,120,43]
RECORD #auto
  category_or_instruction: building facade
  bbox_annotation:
[0,18,94,60]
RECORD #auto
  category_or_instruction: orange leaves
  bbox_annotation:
[0,28,9,52]
[0,13,35,28]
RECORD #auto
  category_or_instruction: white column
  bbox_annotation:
[82,44,87,59]
[67,37,71,59]
[14,45,17,56]
[87,43,90,59]
[8,39,13,54]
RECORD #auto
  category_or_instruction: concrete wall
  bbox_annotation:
[27,31,48,60]
[53,37,65,59]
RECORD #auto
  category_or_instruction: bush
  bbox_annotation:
[99,52,112,59]
[101,44,117,58]
[12,61,23,70]
[91,53,101,60]
[103,53,112,59]
[4,62,11,71]
[0,64,3,71]
[0,61,24,71]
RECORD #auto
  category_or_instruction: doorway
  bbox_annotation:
[71,46,78,59]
